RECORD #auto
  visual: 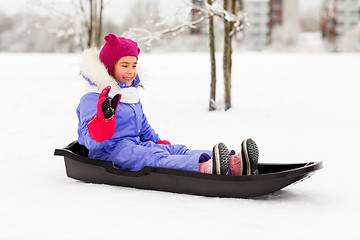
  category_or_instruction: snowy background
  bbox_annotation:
[0,51,359,239]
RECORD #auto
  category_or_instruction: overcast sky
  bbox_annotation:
[0,0,323,13]
[0,0,323,23]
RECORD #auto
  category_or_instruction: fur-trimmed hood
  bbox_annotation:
[80,48,140,103]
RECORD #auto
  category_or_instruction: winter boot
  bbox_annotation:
[241,138,259,175]
[199,143,230,175]
[212,142,230,175]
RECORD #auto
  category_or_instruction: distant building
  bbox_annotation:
[242,0,271,49]
[321,0,360,43]
[189,0,300,50]
[242,0,299,49]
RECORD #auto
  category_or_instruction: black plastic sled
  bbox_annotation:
[54,141,323,198]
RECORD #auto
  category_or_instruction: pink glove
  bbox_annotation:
[156,140,171,145]
[88,86,121,142]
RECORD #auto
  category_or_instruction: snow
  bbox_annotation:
[0,51,359,239]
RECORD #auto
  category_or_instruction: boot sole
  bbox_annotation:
[241,139,259,175]
[213,143,230,175]
[242,140,251,175]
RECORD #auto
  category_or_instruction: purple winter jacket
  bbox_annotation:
[76,48,211,172]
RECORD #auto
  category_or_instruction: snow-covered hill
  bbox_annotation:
[0,51,359,239]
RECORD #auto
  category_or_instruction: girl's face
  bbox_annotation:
[113,56,138,87]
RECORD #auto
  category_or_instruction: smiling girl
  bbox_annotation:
[76,33,259,175]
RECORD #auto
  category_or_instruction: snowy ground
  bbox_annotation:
[0,51,359,239]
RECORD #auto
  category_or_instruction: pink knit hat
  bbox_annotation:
[99,33,140,77]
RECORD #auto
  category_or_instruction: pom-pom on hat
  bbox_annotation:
[99,33,140,77]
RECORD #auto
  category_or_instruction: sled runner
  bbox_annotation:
[54,141,323,198]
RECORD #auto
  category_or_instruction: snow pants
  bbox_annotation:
[88,139,212,172]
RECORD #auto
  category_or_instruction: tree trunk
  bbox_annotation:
[208,0,217,111]
[88,0,93,47]
[93,0,98,46]
[93,0,103,48]
[228,0,236,90]
[223,0,237,110]
[96,0,103,48]
[87,0,93,47]
[223,0,231,110]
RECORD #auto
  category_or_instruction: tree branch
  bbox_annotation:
[126,15,210,48]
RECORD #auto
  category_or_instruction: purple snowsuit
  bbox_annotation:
[77,48,211,172]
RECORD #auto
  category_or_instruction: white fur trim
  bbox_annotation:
[80,48,120,96]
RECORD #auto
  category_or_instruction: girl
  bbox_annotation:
[77,33,259,175]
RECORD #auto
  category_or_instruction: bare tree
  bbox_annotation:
[223,0,240,110]
[223,0,231,110]
[125,0,247,111]
[207,0,217,111]
[16,0,107,50]
[78,0,104,48]
[96,0,104,47]
[190,0,246,111]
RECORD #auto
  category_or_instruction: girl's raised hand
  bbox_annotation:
[97,86,121,119]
